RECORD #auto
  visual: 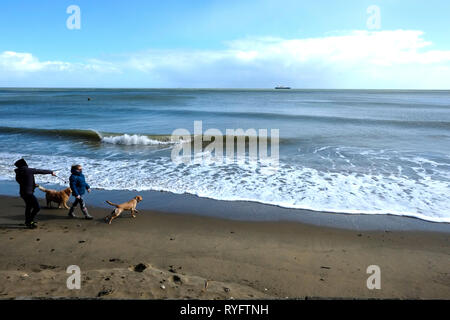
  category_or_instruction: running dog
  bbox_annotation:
[104,196,143,224]
[37,185,72,209]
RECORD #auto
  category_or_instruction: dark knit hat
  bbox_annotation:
[14,158,28,167]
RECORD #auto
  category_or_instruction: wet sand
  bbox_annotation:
[0,195,449,299]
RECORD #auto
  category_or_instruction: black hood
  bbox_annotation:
[14,158,28,168]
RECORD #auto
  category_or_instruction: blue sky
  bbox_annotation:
[1,0,449,88]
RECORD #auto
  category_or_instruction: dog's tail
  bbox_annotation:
[36,185,49,193]
[105,200,119,207]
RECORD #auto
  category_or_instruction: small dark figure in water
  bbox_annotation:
[68,164,93,220]
[87,97,91,101]
[14,158,55,229]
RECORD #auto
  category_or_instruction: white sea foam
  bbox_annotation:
[101,134,173,145]
[1,152,449,223]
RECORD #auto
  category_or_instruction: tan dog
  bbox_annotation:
[104,196,143,224]
[37,185,72,209]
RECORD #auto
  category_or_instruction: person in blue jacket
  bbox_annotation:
[68,164,93,219]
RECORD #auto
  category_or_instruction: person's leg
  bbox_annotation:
[78,197,93,220]
[29,195,40,223]
[68,197,80,218]
[22,195,33,225]
[22,195,39,228]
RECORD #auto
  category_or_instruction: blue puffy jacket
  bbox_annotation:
[69,168,90,197]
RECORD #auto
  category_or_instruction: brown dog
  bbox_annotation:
[104,196,143,224]
[37,185,72,209]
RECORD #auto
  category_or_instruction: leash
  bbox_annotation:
[54,174,68,184]
[56,176,68,184]
[52,169,68,184]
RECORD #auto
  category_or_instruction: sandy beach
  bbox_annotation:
[0,195,449,299]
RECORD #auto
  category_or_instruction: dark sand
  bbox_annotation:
[0,195,449,299]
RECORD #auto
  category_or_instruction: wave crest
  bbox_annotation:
[0,126,102,141]
[101,134,173,145]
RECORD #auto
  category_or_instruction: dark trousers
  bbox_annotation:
[21,194,40,224]
[69,197,88,215]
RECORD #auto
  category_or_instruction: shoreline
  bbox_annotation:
[0,194,449,299]
[0,180,448,232]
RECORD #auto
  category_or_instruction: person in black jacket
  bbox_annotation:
[14,158,55,229]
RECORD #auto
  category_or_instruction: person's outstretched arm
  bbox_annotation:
[29,168,54,175]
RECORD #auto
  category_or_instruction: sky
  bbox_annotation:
[0,0,449,89]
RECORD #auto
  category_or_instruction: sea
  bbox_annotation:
[0,88,449,223]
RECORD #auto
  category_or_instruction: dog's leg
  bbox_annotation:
[109,215,116,224]
[107,209,119,224]
[113,209,124,223]
[105,210,114,224]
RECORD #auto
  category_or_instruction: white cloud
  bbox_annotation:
[0,51,70,72]
[1,30,450,88]
[225,30,450,67]
[0,51,120,74]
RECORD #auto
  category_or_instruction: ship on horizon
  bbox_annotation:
[274,86,291,89]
